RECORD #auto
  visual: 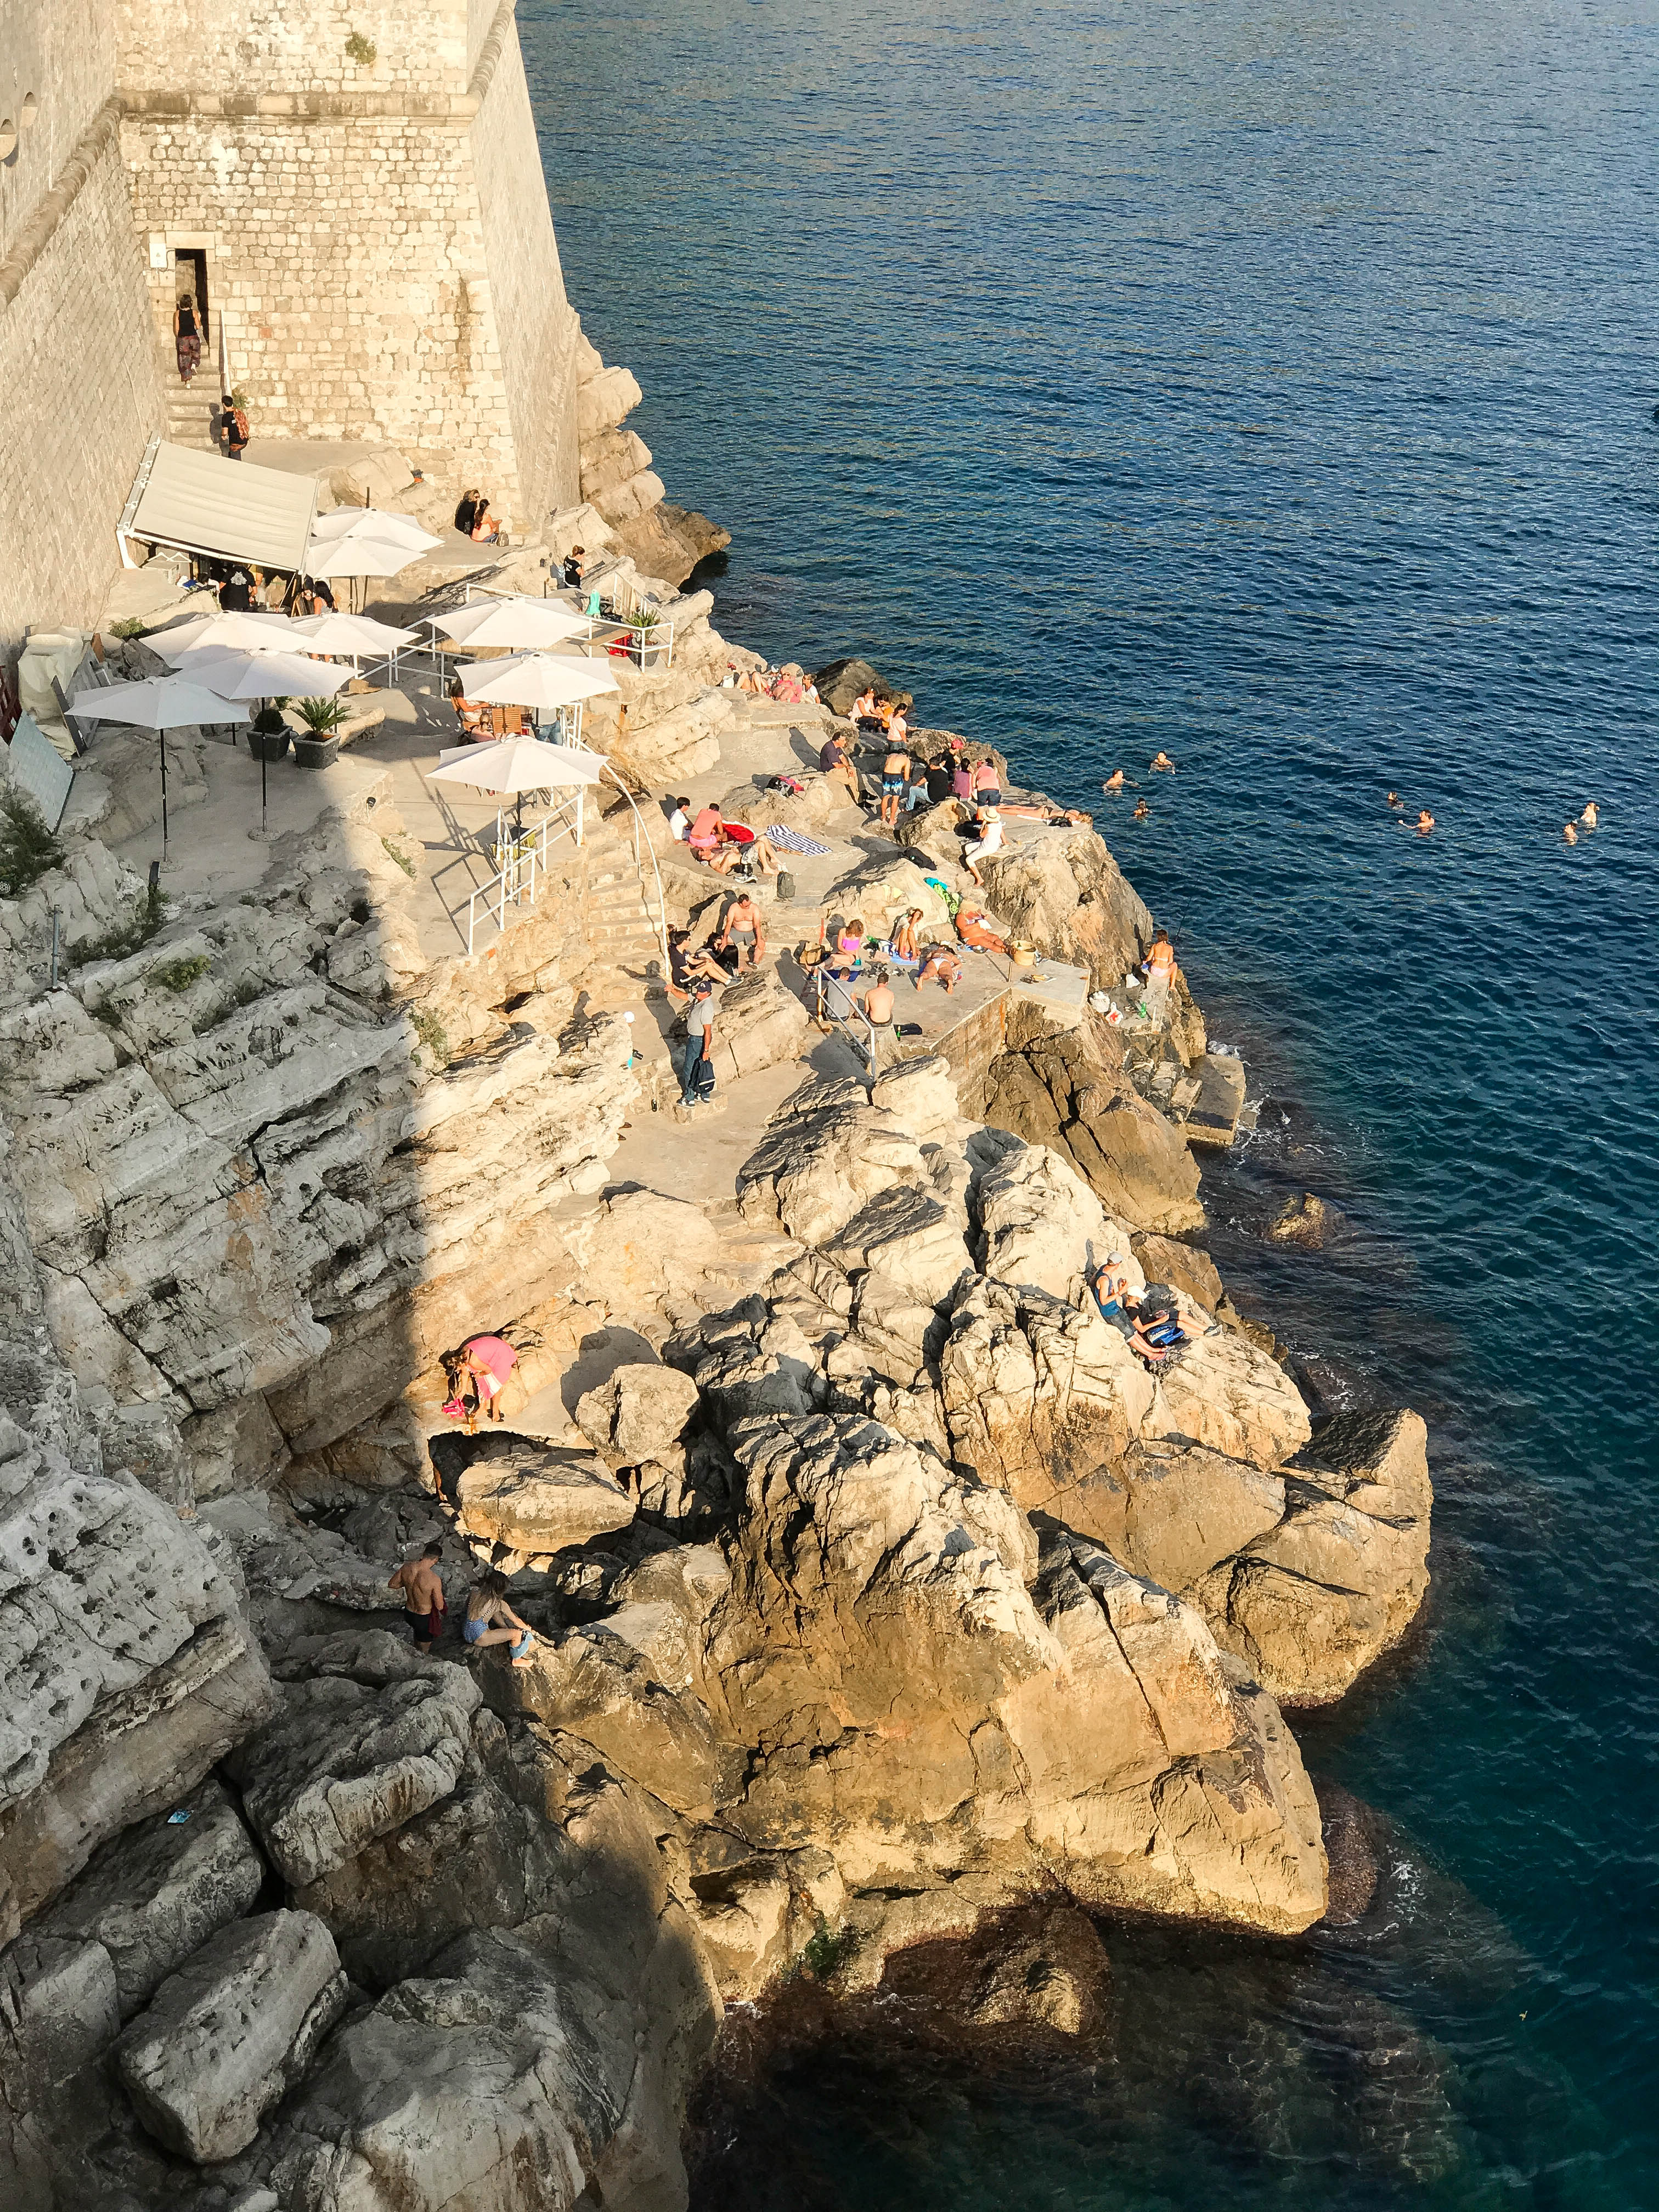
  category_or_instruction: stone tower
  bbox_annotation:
[0,0,585,652]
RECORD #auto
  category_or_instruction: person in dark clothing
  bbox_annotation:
[562,546,585,589]
[454,489,479,535]
[219,568,253,612]
[222,394,250,460]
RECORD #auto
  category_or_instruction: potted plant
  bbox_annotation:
[247,701,291,763]
[292,695,345,770]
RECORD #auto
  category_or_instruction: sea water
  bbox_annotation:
[520,1,1659,2200]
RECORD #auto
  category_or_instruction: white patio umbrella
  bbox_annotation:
[452,653,619,710]
[435,599,592,652]
[152,610,301,664]
[309,508,439,551]
[184,649,351,701]
[289,611,419,661]
[68,677,251,851]
[428,735,606,837]
[304,534,434,581]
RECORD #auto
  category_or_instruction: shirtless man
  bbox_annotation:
[1563,822,1578,845]
[716,890,768,972]
[462,1571,536,1667]
[1580,802,1599,829]
[880,742,912,828]
[860,967,896,1068]
[1103,769,1125,792]
[1416,809,1436,835]
[388,1539,447,1656]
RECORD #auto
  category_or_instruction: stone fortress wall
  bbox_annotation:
[0,0,164,654]
[0,0,583,657]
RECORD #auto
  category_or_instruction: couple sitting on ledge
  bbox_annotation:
[1089,1257,1189,1368]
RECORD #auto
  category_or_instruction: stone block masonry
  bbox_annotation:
[0,128,163,651]
[1,0,585,658]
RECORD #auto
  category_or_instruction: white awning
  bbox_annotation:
[122,441,319,572]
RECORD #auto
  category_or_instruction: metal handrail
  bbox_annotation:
[462,791,584,955]
[598,766,672,975]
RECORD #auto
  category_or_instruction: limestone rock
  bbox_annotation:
[696,1410,1325,1931]
[574,1362,701,1464]
[1148,1304,1312,1468]
[940,1278,1155,1525]
[972,823,1151,980]
[1131,1232,1224,1312]
[870,1053,961,1141]
[962,1903,1110,2036]
[1194,1409,1432,1705]
[0,1932,123,2194]
[115,1909,347,2162]
[822,1183,974,1307]
[976,1138,1137,1306]
[35,1778,264,2018]
[430,1429,636,1561]
[1267,1190,1344,1248]
[706,966,811,1082]
[811,657,906,716]
[981,1025,1205,1236]
[224,1667,483,1888]
[0,1432,274,1933]
[737,1093,929,1246]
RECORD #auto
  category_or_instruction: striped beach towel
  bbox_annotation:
[766,824,832,856]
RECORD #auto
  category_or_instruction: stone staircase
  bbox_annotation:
[159,326,221,451]
[582,819,665,990]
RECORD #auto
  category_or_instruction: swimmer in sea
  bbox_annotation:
[1103,769,1125,792]
[1563,822,1578,845]
[1150,751,1174,771]
[1416,809,1435,835]
[1386,791,1401,808]
[1133,799,1150,820]
[1580,802,1599,829]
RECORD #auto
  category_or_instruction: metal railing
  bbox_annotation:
[599,765,672,974]
[463,789,584,955]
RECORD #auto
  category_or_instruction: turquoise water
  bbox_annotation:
[522,1,1659,2200]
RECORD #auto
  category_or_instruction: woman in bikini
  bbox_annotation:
[890,908,924,963]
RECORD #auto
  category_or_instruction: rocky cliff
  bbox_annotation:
[0,412,1431,2212]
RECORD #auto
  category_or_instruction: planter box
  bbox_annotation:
[247,728,290,763]
[292,733,341,770]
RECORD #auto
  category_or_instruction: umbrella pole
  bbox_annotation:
[160,735,169,855]
[261,743,268,834]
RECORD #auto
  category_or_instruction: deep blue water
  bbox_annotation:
[522,2,1659,2202]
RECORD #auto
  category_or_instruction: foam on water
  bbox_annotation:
[522,0,1659,2199]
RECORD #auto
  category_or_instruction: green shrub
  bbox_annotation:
[798,1919,856,1983]
[150,953,212,994]
[66,884,168,969]
[411,1008,449,1067]
[0,788,66,899]
[381,836,416,878]
[111,618,147,641]
[344,29,377,65]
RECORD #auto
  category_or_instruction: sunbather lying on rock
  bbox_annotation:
[463,1571,537,1667]
[915,943,962,992]
[1088,1261,1188,1368]
[955,905,1008,955]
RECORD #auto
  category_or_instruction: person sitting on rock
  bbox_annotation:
[915,941,962,993]
[462,1571,536,1667]
[836,917,867,965]
[961,806,1005,888]
[388,1539,447,1656]
[442,1334,518,1433]
[716,891,768,972]
[890,908,924,963]
[819,730,863,809]
[667,796,693,841]
[1088,1262,1182,1366]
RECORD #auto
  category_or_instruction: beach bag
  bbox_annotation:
[777,869,796,901]
[692,1049,716,1103]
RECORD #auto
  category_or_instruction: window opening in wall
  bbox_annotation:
[0,120,17,165]
[21,94,38,130]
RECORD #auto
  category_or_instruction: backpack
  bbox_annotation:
[228,408,249,444]
[776,870,796,901]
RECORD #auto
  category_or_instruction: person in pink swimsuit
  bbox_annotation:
[451,1335,517,1432]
